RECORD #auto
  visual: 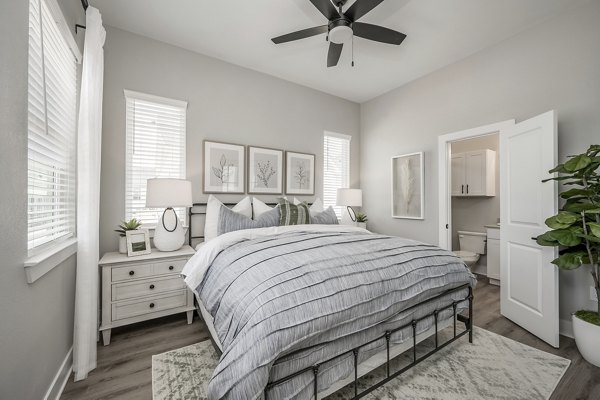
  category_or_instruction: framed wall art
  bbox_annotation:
[247,146,284,194]
[203,140,245,193]
[285,151,315,195]
[391,152,424,219]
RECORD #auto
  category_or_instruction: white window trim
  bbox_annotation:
[24,237,77,283]
[24,0,80,283]
[123,90,188,109]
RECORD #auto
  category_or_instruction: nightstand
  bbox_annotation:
[99,245,196,345]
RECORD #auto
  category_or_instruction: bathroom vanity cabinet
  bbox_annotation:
[486,226,500,286]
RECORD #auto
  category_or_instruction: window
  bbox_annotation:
[125,90,187,225]
[27,0,80,252]
[323,132,351,218]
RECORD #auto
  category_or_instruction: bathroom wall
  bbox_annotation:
[451,134,500,275]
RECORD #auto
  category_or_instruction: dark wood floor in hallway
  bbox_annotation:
[61,277,600,399]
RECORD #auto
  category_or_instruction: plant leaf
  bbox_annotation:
[535,232,558,246]
[548,164,568,173]
[555,211,579,225]
[545,216,573,230]
[552,252,587,270]
[563,202,598,213]
[560,188,593,199]
[588,222,600,238]
[564,155,592,172]
[547,229,582,246]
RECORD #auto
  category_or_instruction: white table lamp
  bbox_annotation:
[336,188,362,224]
[146,178,192,252]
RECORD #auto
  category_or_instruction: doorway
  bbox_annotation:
[450,133,500,281]
[437,113,560,348]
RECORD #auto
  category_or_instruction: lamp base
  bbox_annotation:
[153,208,185,252]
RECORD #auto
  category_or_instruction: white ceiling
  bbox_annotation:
[90,0,585,103]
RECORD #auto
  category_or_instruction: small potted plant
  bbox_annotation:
[115,218,142,254]
[535,144,600,367]
[356,212,368,230]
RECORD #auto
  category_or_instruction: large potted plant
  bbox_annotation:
[535,145,600,367]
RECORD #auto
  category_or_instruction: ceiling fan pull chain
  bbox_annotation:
[352,34,355,67]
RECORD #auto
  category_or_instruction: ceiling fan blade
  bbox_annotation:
[327,42,343,67]
[272,25,328,44]
[309,0,340,20]
[353,22,406,45]
[344,0,385,21]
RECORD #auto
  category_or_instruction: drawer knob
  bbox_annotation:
[149,284,155,290]
[169,265,174,271]
[129,270,135,276]
[149,303,155,309]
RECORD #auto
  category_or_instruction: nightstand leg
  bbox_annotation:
[186,310,194,325]
[102,329,111,346]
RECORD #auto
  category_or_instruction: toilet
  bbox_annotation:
[454,231,487,269]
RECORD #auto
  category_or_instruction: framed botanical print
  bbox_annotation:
[285,151,315,195]
[391,152,424,219]
[203,140,245,193]
[248,146,284,194]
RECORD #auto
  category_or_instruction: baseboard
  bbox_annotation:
[44,346,73,400]
[559,318,574,339]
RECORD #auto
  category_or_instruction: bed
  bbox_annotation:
[182,201,475,400]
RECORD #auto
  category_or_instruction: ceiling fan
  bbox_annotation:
[272,0,406,67]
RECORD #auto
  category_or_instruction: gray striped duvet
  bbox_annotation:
[190,228,475,400]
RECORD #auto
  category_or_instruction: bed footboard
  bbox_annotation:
[264,284,474,400]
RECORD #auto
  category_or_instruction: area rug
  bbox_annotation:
[152,327,570,400]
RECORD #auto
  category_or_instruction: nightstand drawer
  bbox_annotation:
[112,290,187,321]
[112,275,186,301]
[111,263,153,282]
[153,259,186,275]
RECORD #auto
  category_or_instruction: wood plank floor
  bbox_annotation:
[61,277,600,399]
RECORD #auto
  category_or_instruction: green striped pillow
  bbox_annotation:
[278,198,311,226]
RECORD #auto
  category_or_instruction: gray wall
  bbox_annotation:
[99,27,361,255]
[360,1,600,327]
[0,0,84,399]
[451,134,500,275]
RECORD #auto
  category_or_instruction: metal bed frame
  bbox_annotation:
[187,202,474,399]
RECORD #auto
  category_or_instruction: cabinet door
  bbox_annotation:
[465,151,486,195]
[451,154,466,196]
[487,238,500,281]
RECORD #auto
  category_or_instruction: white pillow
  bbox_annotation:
[294,197,324,213]
[252,198,274,219]
[204,195,252,241]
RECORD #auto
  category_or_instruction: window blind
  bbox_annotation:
[27,0,78,251]
[323,132,351,219]
[125,91,187,225]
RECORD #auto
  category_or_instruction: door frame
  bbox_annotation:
[437,119,515,250]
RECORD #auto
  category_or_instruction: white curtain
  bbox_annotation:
[73,6,106,382]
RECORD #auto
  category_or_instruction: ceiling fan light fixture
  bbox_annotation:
[329,25,353,44]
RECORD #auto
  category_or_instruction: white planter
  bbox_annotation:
[572,313,600,367]
[357,222,367,230]
[119,236,127,254]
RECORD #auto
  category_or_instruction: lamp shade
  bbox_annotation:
[146,178,192,208]
[336,188,362,207]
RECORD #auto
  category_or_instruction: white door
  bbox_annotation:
[451,154,466,196]
[500,110,559,347]
[465,150,486,195]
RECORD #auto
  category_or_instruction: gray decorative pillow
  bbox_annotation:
[311,206,339,225]
[278,199,311,226]
[217,205,280,236]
